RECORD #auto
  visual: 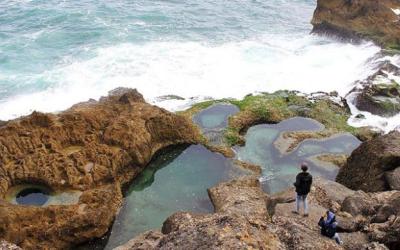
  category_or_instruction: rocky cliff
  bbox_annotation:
[0,88,200,249]
[337,131,400,192]
[311,0,400,49]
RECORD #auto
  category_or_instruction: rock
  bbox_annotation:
[337,132,400,192]
[270,202,342,249]
[341,232,369,250]
[0,241,21,250]
[0,88,200,249]
[312,177,356,209]
[355,114,366,119]
[385,167,400,190]
[113,231,164,250]
[362,242,390,250]
[311,0,400,49]
[342,191,376,216]
[208,176,269,222]
[232,160,262,175]
[368,216,400,250]
[355,83,400,117]
[372,192,400,223]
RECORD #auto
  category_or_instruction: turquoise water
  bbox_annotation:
[0,0,379,120]
[235,117,361,193]
[193,103,239,145]
[103,144,246,249]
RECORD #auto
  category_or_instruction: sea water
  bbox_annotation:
[1,0,393,129]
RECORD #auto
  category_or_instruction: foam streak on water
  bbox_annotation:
[0,38,379,120]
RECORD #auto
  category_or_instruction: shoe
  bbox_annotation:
[303,214,309,217]
[292,211,299,215]
[335,237,343,245]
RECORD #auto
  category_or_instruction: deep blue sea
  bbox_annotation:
[0,0,390,127]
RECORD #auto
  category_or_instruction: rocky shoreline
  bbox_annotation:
[0,88,200,249]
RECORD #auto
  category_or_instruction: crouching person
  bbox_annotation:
[318,210,343,245]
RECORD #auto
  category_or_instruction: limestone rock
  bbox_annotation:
[337,132,400,192]
[311,0,400,49]
[355,83,400,117]
[385,167,400,190]
[0,88,199,249]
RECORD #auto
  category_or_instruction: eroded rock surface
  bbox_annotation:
[0,88,199,249]
[336,131,400,192]
[311,0,400,49]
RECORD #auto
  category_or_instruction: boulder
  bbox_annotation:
[0,88,200,249]
[337,132,400,192]
[341,192,376,216]
[311,0,400,49]
[355,83,400,117]
[385,167,400,190]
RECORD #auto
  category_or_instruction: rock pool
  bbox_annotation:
[193,103,239,145]
[103,144,245,249]
[235,117,361,193]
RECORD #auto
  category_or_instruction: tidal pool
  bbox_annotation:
[5,184,81,206]
[104,144,245,249]
[235,117,361,193]
[193,103,239,145]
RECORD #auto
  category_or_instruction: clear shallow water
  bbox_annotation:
[104,144,246,249]
[235,117,361,193]
[193,103,239,145]
[0,0,380,121]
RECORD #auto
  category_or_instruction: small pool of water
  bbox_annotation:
[16,187,50,206]
[5,184,82,207]
[193,103,239,145]
[104,144,245,249]
[235,117,361,193]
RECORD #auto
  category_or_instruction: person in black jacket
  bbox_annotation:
[293,163,312,217]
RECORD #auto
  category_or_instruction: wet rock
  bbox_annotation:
[311,0,400,49]
[0,88,199,249]
[337,132,400,192]
[385,167,400,190]
[355,83,400,117]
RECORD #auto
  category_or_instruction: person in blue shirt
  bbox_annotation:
[318,210,343,245]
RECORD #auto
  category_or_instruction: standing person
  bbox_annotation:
[293,163,312,217]
[318,210,343,245]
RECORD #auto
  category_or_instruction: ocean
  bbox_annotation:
[0,0,397,130]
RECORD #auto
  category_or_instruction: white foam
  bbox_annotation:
[0,36,380,122]
[347,92,400,133]
[392,8,400,15]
